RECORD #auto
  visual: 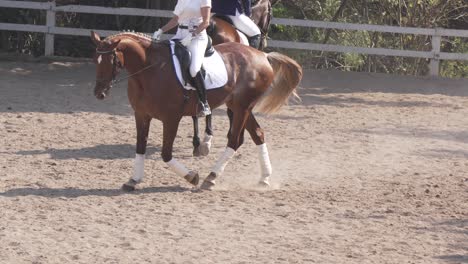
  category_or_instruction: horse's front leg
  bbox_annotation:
[122,112,152,192]
[163,118,199,186]
[192,116,201,156]
[192,115,213,157]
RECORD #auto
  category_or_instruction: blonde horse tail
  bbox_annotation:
[256,52,303,114]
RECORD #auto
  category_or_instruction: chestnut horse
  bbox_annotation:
[209,0,272,49]
[191,0,273,157]
[90,31,302,191]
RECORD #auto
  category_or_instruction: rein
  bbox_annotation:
[95,48,158,86]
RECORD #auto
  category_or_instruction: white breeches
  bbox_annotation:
[173,28,208,77]
[227,10,261,37]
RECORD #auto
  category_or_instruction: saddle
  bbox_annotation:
[172,36,215,86]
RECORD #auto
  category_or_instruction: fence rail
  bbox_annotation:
[1,0,467,76]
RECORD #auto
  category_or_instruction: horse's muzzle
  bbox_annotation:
[94,84,111,100]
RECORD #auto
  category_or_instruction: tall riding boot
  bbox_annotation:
[248,34,262,49]
[193,71,211,117]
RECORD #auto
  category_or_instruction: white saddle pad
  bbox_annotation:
[237,30,249,46]
[170,41,228,90]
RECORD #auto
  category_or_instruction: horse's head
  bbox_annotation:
[90,31,124,100]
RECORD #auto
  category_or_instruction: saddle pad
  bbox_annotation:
[237,30,249,46]
[170,41,228,90]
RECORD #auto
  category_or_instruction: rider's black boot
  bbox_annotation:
[248,34,262,49]
[193,71,211,117]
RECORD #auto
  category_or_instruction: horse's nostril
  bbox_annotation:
[95,92,106,100]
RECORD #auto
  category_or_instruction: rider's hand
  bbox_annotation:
[181,34,192,46]
[152,28,163,40]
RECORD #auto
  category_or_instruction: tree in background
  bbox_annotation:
[269,0,467,77]
[0,0,466,77]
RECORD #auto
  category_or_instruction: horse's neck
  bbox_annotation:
[119,40,172,86]
[119,38,149,73]
[252,0,272,33]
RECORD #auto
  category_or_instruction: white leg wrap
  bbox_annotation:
[166,159,190,177]
[132,154,145,182]
[211,147,236,175]
[258,144,272,177]
[203,133,213,147]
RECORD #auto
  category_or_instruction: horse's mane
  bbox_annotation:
[104,31,153,48]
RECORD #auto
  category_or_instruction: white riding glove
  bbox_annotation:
[181,34,193,46]
[152,28,163,40]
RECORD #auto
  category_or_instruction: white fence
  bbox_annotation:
[1,0,467,76]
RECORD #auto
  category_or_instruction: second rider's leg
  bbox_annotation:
[229,11,262,49]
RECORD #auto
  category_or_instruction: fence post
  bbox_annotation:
[429,28,441,77]
[45,0,56,56]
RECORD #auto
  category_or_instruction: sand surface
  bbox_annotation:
[0,60,467,263]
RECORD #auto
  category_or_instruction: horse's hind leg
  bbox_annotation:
[122,113,152,192]
[162,118,199,186]
[191,116,201,156]
[192,115,213,157]
[200,115,214,155]
[245,113,272,187]
[201,108,249,190]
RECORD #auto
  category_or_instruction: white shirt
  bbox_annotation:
[174,0,211,26]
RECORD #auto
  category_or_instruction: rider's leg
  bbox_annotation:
[229,11,262,49]
[188,31,211,117]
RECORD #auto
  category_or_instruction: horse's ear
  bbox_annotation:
[91,30,101,46]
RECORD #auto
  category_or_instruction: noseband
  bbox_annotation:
[95,48,121,88]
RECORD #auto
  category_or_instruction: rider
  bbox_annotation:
[152,0,212,117]
[211,0,262,49]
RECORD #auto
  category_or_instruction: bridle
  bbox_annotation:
[95,47,159,88]
[95,48,120,89]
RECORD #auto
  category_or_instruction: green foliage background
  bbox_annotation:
[0,0,467,77]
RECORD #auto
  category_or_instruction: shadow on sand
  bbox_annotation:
[11,144,160,160]
[0,185,191,198]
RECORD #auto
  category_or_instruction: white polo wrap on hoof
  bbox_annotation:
[203,133,213,148]
[132,154,145,182]
[166,158,190,177]
[258,143,272,177]
[212,147,236,175]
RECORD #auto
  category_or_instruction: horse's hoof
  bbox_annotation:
[200,180,215,190]
[200,172,217,190]
[122,183,136,192]
[184,171,199,186]
[258,176,271,188]
[258,180,270,188]
[198,142,210,156]
[193,147,202,157]
[121,179,138,192]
